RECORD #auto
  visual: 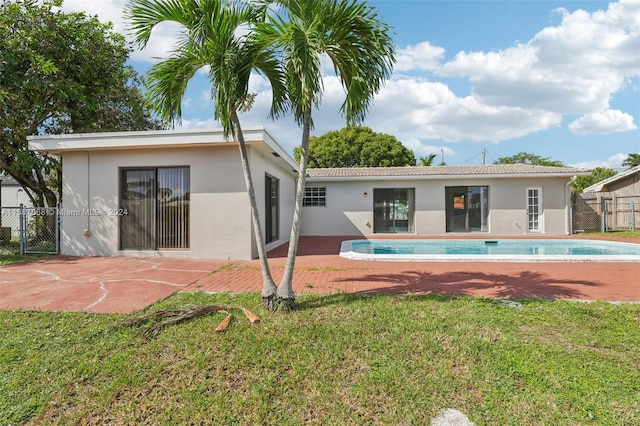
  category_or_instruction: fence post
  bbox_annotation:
[631,201,636,231]
[19,203,24,255]
[601,200,607,233]
[55,207,59,254]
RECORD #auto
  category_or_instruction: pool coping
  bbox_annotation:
[339,239,640,262]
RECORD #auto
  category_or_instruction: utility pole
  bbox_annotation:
[440,148,445,166]
[482,148,487,165]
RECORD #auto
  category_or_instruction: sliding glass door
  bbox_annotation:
[120,167,190,250]
[445,186,488,232]
[265,175,279,243]
[373,188,415,233]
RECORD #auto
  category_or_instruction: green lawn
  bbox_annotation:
[2,292,638,425]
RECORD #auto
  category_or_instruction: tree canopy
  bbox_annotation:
[493,152,565,167]
[622,153,640,168]
[294,126,415,168]
[571,167,618,193]
[0,0,162,207]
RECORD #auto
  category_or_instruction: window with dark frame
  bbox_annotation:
[303,186,326,207]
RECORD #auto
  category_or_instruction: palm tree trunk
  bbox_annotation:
[230,111,277,306]
[276,108,313,307]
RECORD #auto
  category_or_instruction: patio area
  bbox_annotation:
[1,236,638,313]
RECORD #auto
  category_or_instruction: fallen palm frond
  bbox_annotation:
[215,313,233,332]
[242,308,259,323]
[121,304,258,338]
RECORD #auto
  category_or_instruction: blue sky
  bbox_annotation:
[64,0,639,170]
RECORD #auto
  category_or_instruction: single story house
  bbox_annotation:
[583,165,640,194]
[0,176,33,208]
[29,128,589,260]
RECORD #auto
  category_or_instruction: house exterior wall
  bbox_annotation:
[0,181,32,207]
[300,176,571,236]
[606,173,640,194]
[60,145,293,260]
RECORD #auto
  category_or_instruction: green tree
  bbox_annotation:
[126,0,286,299]
[419,154,437,166]
[294,126,415,168]
[256,0,395,308]
[0,0,161,208]
[494,152,565,167]
[622,153,640,168]
[571,167,618,193]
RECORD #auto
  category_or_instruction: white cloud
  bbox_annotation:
[395,41,445,72]
[62,0,185,62]
[570,153,628,170]
[362,77,562,143]
[569,109,638,135]
[61,0,639,164]
[437,0,639,115]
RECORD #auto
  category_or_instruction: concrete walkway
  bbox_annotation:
[1,236,638,313]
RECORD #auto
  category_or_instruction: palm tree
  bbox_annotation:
[255,0,395,309]
[622,153,640,168]
[419,154,437,166]
[126,0,286,299]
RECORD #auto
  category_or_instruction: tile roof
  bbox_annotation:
[306,164,589,178]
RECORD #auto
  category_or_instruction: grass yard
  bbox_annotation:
[1,292,639,425]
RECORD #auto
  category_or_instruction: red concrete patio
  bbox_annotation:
[1,236,638,313]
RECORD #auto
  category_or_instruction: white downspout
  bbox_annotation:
[565,179,573,235]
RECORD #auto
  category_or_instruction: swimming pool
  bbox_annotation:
[339,239,640,262]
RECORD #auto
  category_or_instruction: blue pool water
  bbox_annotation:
[340,239,640,262]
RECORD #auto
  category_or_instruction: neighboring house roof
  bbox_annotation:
[0,176,21,186]
[307,164,590,180]
[583,165,640,193]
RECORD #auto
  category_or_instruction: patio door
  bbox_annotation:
[373,188,414,233]
[265,175,279,243]
[120,167,190,250]
[526,187,542,232]
[446,186,488,232]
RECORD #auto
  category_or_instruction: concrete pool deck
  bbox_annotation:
[1,236,638,313]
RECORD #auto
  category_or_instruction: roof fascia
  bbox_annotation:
[306,172,589,182]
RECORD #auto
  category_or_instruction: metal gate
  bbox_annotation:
[0,205,59,255]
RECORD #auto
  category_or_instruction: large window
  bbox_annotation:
[445,186,488,232]
[303,186,326,207]
[373,188,415,233]
[120,167,190,250]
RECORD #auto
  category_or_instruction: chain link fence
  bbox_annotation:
[0,205,59,255]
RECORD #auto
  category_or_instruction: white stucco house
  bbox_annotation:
[28,128,589,260]
[0,176,33,208]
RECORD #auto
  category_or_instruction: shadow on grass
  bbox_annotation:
[294,292,458,311]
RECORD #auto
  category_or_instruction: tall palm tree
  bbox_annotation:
[126,0,286,299]
[622,153,640,168]
[256,0,395,308]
